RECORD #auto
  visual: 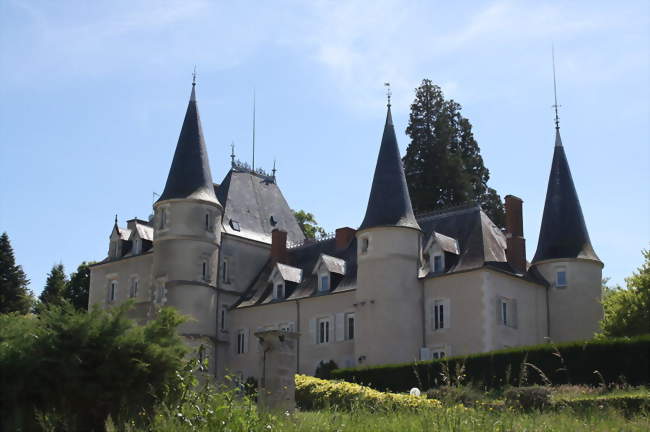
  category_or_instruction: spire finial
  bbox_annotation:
[230,141,236,168]
[252,88,256,171]
[114,214,118,225]
[272,158,277,179]
[384,82,392,107]
[552,45,561,131]
[192,65,197,87]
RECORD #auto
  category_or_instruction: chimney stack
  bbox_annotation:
[271,229,288,263]
[505,195,526,274]
[335,227,356,250]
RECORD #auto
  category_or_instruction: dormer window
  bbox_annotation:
[433,255,444,273]
[274,283,285,299]
[319,274,330,292]
[133,237,141,255]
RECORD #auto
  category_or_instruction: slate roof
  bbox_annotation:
[532,130,599,263]
[157,84,220,205]
[235,237,357,308]
[428,231,460,255]
[133,224,154,241]
[316,254,346,275]
[215,169,305,244]
[359,106,420,231]
[274,263,303,283]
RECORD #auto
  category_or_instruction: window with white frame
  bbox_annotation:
[432,348,447,359]
[317,317,331,344]
[221,258,230,284]
[433,254,444,273]
[319,274,330,292]
[109,280,117,302]
[360,237,369,255]
[220,305,228,331]
[129,277,139,298]
[433,299,450,330]
[555,267,568,288]
[279,321,295,332]
[274,282,285,300]
[498,297,517,328]
[236,329,247,354]
[345,313,355,340]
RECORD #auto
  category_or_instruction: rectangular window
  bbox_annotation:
[109,281,117,302]
[556,268,567,288]
[202,262,208,281]
[220,305,228,331]
[221,258,229,284]
[279,322,294,332]
[236,330,247,354]
[319,275,329,292]
[205,213,210,231]
[433,300,445,330]
[317,317,331,344]
[346,313,355,340]
[129,278,138,298]
[159,209,166,229]
[361,237,369,255]
[433,255,443,273]
[499,297,517,328]
[432,350,446,359]
[275,283,285,299]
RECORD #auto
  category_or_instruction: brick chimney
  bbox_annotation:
[271,229,288,263]
[505,195,526,274]
[335,227,356,250]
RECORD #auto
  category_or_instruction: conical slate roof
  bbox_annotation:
[532,129,599,263]
[157,85,220,206]
[359,106,420,231]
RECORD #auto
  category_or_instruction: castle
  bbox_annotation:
[88,81,603,381]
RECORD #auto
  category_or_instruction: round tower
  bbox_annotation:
[354,103,423,366]
[151,82,223,373]
[532,129,602,343]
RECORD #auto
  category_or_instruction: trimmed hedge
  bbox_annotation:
[332,335,650,392]
[556,394,650,415]
[295,375,442,411]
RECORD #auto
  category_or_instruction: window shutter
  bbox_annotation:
[244,328,250,353]
[496,297,502,325]
[511,300,518,329]
[420,347,432,361]
[309,319,316,344]
[328,315,335,342]
[335,313,345,341]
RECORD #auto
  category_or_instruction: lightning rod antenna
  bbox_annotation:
[552,45,561,130]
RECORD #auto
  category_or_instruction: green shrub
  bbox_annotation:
[295,375,442,412]
[426,385,487,407]
[332,335,650,392]
[315,359,339,379]
[504,386,552,411]
[0,302,187,431]
[555,394,650,416]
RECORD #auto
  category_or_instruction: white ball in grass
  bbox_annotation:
[409,387,421,397]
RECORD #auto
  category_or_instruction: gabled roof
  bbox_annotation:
[532,130,599,263]
[157,84,220,206]
[235,237,357,308]
[271,263,303,284]
[359,106,420,231]
[426,231,460,255]
[313,254,346,275]
[215,169,305,244]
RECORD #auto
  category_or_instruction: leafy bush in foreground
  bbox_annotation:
[0,302,187,431]
[332,335,650,392]
[504,386,552,411]
[295,374,441,412]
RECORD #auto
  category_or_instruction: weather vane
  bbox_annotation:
[551,46,561,130]
[192,65,197,86]
[384,82,391,107]
[230,141,236,167]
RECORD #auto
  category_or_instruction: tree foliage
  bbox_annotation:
[0,302,188,431]
[0,232,33,314]
[39,263,68,307]
[403,79,505,226]
[601,249,650,337]
[293,209,327,240]
[65,261,95,311]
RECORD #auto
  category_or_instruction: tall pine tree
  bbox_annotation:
[403,79,505,226]
[0,232,33,314]
[39,263,68,307]
[65,261,94,311]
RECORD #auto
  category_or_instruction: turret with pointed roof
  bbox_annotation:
[157,83,221,206]
[532,129,599,263]
[359,105,420,231]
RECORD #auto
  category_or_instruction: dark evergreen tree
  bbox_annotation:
[0,232,33,314]
[403,79,505,226]
[39,263,68,307]
[65,261,94,311]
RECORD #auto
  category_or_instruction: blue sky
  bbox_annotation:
[1,0,648,295]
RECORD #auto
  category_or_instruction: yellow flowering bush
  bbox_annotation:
[295,375,441,412]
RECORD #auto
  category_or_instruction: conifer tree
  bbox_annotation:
[0,232,33,314]
[403,79,505,226]
[65,261,94,311]
[39,263,68,307]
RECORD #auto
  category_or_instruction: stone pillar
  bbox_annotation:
[255,330,299,412]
